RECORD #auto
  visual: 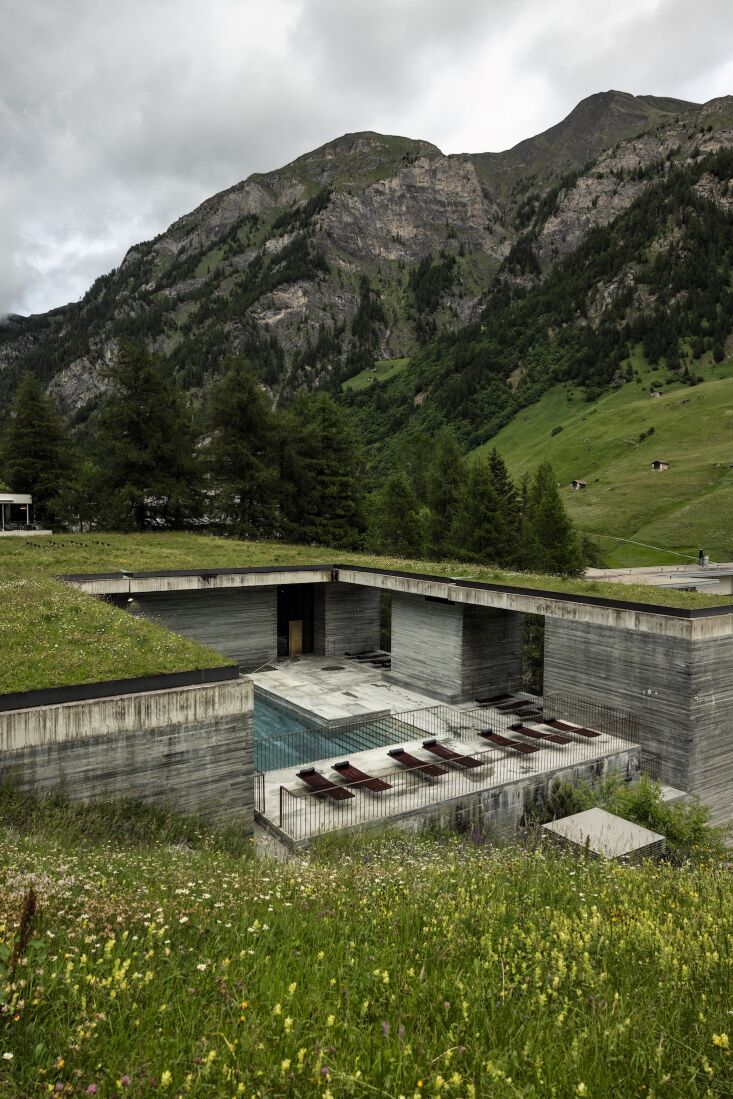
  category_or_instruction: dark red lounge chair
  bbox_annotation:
[296,767,355,800]
[387,748,447,777]
[544,718,601,738]
[332,761,392,792]
[509,723,571,745]
[478,731,541,755]
[422,739,482,768]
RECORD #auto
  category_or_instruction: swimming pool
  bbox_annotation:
[254,693,403,772]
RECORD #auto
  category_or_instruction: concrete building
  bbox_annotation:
[58,561,733,826]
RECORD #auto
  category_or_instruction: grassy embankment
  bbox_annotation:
[0,795,731,1098]
[2,532,731,695]
[474,352,733,566]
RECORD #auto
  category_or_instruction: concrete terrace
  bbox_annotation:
[259,702,639,847]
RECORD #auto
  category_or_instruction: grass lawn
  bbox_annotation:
[1,532,729,696]
[341,358,410,392]
[472,354,733,566]
[0,797,731,1098]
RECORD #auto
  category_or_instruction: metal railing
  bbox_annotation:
[254,769,265,813]
[274,700,641,842]
[278,744,522,842]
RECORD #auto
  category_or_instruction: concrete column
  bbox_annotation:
[387,593,524,703]
[543,618,733,823]
[313,582,381,657]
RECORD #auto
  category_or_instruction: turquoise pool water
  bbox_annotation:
[254,693,403,772]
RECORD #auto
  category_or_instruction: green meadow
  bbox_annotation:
[0,795,731,1098]
[474,355,733,565]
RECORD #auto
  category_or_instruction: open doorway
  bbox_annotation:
[277,585,314,658]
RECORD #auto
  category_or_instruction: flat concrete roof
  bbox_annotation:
[60,562,733,638]
[0,493,32,505]
[542,807,665,859]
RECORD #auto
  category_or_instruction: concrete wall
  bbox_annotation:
[130,588,277,672]
[387,594,524,702]
[313,582,381,657]
[543,619,733,824]
[461,605,524,700]
[0,679,253,827]
[388,594,464,700]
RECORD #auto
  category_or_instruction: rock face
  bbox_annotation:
[3,92,733,417]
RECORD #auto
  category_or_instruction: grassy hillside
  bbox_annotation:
[341,357,409,392]
[474,355,733,564]
[1,797,731,1098]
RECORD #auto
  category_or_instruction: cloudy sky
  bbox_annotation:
[2,0,733,317]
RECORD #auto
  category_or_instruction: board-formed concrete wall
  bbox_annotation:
[388,594,464,700]
[313,582,382,657]
[130,588,277,672]
[543,619,733,824]
[387,594,524,702]
[0,679,253,827]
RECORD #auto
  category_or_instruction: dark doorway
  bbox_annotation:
[277,585,314,657]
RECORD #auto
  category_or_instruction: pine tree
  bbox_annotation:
[450,459,502,563]
[426,429,465,558]
[206,356,280,537]
[487,448,520,566]
[282,392,365,549]
[0,372,79,525]
[369,473,423,557]
[523,461,584,576]
[94,342,200,530]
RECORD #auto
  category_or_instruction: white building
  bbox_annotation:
[0,492,33,532]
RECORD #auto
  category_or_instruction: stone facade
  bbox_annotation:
[313,582,381,657]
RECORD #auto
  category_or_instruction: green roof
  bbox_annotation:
[0,532,729,696]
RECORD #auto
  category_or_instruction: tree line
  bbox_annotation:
[0,342,585,576]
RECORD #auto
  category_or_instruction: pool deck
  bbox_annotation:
[249,655,463,726]
[258,701,639,847]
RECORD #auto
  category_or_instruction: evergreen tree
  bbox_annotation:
[487,448,520,566]
[426,429,465,558]
[369,473,423,557]
[0,372,79,525]
[282,392,365,549]
[94,342,200,530]
[523,461,584,576]
[450,459,502,563]
[206,356,280,537]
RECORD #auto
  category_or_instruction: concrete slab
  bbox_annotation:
[542,807,665,861]
[249,655,461,726]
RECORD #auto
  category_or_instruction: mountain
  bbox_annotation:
[2,90,733,443]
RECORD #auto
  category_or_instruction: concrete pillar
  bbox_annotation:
[313,582,381,657]
[387,593,524,703]
[543,618,733,824]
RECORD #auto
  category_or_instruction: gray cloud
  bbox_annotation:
[1,0,732,316]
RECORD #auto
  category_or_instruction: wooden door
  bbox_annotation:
[288,619,303,656]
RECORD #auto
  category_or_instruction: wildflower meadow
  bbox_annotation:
[0,793,731,1098]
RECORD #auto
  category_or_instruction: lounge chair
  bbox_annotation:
[332,761,392,792]
[422,739,482,768]
[544,718,601,738]
[296,767,355,801]
[387,748,447,777]
[509,723,571,745]
[478,731,541,755]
